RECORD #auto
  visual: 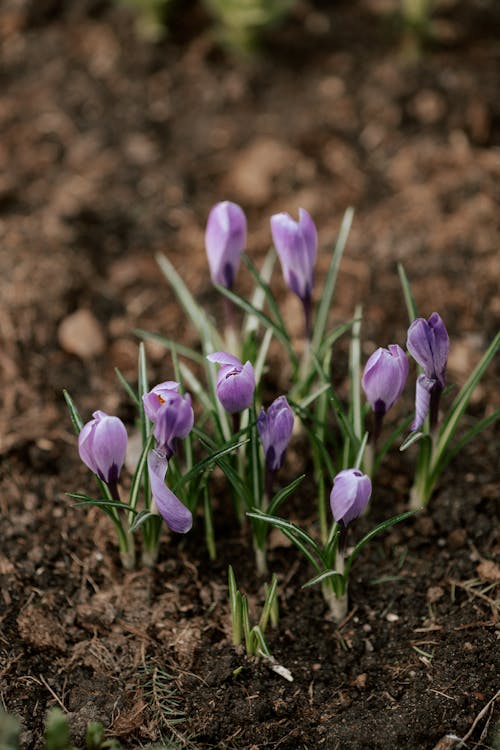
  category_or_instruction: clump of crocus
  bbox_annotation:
[270,208,318,340]
[205,201,247,289]
[143,382,194,534]
[362,344,409,445]
[78,411,128,496]
[257,396,294,501]
[406,313,449,431]
[207,352,255,417]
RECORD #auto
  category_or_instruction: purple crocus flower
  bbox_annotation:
[330,469,372,527]
[78,410,127,485]
[148,449,192,533]
[143,381,194,459]
[257,396,294,472]
[407,313,449,430]
[361,345,409,416]
[206,352,255,414]
[270,208,318,304]
[205,201,247,289]
[407,313,449,387]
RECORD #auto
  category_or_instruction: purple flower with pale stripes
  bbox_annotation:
[270,208,318,338]
[270,208,318,304]
[257,396,294,472]
[205,201,247,289]
[207,352,255,414]
[78,411,127,486]
[147,449,192,533]
[362,345,409,416]
[143,381,194,459]
[330,469,372,527]
[407,313,449,430]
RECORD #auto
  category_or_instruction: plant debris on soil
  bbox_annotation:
[0,1,498,748]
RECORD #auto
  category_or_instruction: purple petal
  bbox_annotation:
[428,313,449,387]
[205,201,247,288]
[330,469,371,526]
[362,345,409,414]
[410,374,435,431]
[147,450,192,533]
[270,211,315,301]
[78,412,127,484]
[207,351,242,368]
[217,360,255,413]
[298,208,318,267]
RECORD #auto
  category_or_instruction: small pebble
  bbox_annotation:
[58,309,106,359]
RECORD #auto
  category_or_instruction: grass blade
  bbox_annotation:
[397,263,418,323]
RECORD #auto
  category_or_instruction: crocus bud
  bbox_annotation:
[330,469,372,527]
[148,449,192,533]
[143,382,194,458]
[205,201,247,288]
[407,313,449,430]
[406,313,449,388]
[270,208,318,304]
[206,352,255,414]
[78,410,127,485]
[257,396,294,472]
[361,345,409,415]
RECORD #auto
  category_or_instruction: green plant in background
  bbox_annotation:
[116,0,172,40]
[201,0,298,51]
[0,709,121,750]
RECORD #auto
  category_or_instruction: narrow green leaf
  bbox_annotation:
[114,367,140,406]
[312,206,354,354]
[63,389,84,433]
[433,331,500,470]
[254,328,273,386]
[267,474,305,516]
[172,436,249,491]
[318,318,357,361]
[344,510,417,578]
[129,509,158,533]
[156,252,222,347]
[128,434,155,513]
[297,383,331,411]
[241,251,286,337]
[70,497,137,514]
[349,304,363,441]
[354,432,369,469]
[215,283,298,369]
[134,329,206,364]
[397,263,418,323]
[246,511,324,567]
[302,569,344,589]
[258,574,278,632]
[400,430,428,451]
[251,625,272,657]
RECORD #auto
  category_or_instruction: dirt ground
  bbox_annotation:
[0,1,499,748]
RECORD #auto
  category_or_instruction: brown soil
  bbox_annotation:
[0,1,499,749]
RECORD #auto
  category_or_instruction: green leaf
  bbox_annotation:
[251,625,272,657]
[241,251,286,336]
[69,495,137,514]
[258,574,278,632]
[302,569,344,589]
[228,565,242,646]
[156,252,222,347]
[344,511,417,578]
[311,206,354,354]
[399,430,430,451]
[247,511,324,571]
[215,283,298,370]
[317,318,357,361]
[433,331,500,472]
[114,367,140,407]
[349,304,363,442]
[354,432,369,470]
[373,414,413,473]
[134,329,206,365]
[63,389,84,433]
[129,509,158,533]
[297,383,331,411]
[173,435,249,491]
[398,263,418,322]
[267,474,305,516]
[128,434,155,513]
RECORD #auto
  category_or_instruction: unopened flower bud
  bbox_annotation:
[78,411,127,485]
[330,469,372,527]
[207,352,255,414]
[205,201,247,289]
[257,396,294,472]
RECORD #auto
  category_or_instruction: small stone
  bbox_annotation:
[427,586,444,604]
[386,613,399,622]
[476,560,500,583]
[447,528,467,550]
[58,309,106,359]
